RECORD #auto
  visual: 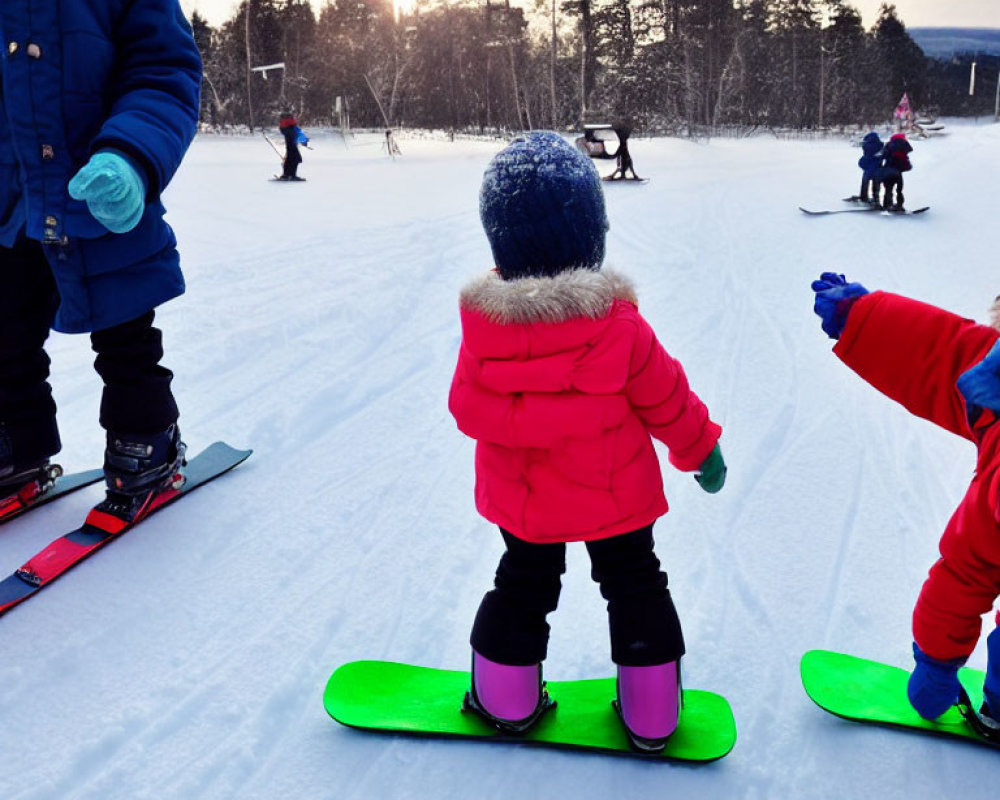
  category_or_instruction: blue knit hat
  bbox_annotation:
[480,131,609,280]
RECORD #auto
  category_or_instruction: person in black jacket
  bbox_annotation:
[879,133,913,211]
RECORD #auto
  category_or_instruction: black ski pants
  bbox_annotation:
[282,142,302,178]
[860,176,881,203]
[470,525,686,668]
[0,236,179,468]
[883,174,904,208]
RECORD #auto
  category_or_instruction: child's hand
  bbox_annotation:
[811,272,869,340]
[907,642,965,720]
[695,444,726,493]
[68,151,147,234]
[957,340,1000,419]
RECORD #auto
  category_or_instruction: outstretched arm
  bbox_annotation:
[833,291,998,439]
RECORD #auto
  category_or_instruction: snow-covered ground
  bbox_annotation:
[2,120,999,799]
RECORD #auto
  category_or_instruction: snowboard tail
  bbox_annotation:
[324,660,736,762]
[800,649,998,749]
[0,442,251,615]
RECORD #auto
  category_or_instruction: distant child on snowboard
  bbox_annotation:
[856,131,884,204]
[0,1,201,518]
[878,133,912,211]
[279,111,308,181]
[811,274,1000,736]
[607,125,641,181]
[449,131,727,753]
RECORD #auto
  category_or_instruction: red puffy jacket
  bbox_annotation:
[834,291,1000,660]
[449,268,722,544]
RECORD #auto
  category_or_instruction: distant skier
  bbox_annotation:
[856,131,884,204]
[278,111,308,181]
[384,129,401,157]
[811,273,1000,733]
[0,1,200,518]
[878,133,912,211]
[449,131,726,753]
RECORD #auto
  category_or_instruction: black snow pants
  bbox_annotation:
[883,174,904,208]
[470,525,686,668]
[0,236,179,468]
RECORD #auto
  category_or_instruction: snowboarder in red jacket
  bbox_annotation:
[812,273,1000,732]
[449,131,726,752]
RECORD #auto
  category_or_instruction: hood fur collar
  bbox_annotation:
[459,268,638,325]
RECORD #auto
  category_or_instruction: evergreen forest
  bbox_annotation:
[190,0,1000,134]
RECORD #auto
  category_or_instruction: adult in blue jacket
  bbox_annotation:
[0,0,202,518]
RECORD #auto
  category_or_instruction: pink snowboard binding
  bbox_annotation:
[463,651,554,734]
[613,660,682,753]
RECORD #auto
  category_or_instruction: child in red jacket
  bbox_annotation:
[812,273,1000,737]
[448,132,726,752]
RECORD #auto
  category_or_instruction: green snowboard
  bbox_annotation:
[800,649,998,749]
[324,660,736,762]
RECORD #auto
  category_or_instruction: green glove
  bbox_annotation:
[694,444,726,494]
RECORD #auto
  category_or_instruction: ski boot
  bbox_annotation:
[0,428,62,515]
[462,650,554,734]
[613,661,682,753]
[100,424,186,522]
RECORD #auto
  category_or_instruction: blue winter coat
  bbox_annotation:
[0,0,202,333]
[857,132,884,178]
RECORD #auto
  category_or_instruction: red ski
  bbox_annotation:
[0,442,251,615]
[0,467,104,526]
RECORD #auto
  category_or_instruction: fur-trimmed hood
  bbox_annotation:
[458,268,638,326]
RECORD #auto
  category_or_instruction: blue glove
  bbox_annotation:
[811,272,869,340]
[907,642,965,720]
[694,443,727,493]
[296,127,309,146]
[957,340,1000,421]
[68,151,147,234]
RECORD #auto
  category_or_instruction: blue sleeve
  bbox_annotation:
[91,0,202,198]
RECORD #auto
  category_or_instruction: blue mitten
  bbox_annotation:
[907,642,965,720]
[957,340,1000,421]
[811,272,869,340]
[68,151,147,234]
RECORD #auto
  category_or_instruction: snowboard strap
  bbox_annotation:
[958,688,1000,743]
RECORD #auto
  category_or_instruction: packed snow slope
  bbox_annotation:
[2,121,999,799]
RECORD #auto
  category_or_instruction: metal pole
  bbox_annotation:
[245,1,255,132]
[995,69,999,121]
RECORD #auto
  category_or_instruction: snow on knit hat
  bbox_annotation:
[480,131,609,280]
